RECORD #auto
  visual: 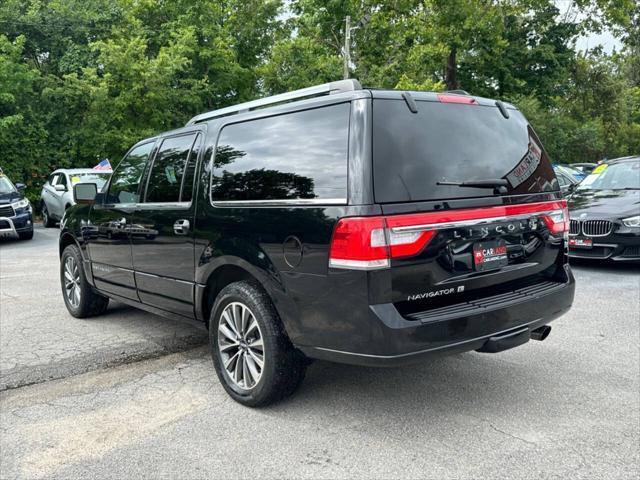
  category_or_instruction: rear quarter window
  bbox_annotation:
[211,103,350,202]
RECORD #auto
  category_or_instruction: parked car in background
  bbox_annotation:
[0,169,34,240]
[568,156,640,261]
[40,169,111,227]
[59,80,575,407]
[553,165,581,195]
[556,164,587,181]
[569,162,597,174]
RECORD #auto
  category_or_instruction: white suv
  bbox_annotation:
[40,169,111,227]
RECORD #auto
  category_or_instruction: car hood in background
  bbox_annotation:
[0,192,22,205]
[568,189,640,218]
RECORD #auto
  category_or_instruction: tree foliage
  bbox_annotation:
[0,0,637,203]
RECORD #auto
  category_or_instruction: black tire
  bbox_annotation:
[60,244,109,318]
[19,230,33,240]
[42,203,55,228]
[209,280,306,407]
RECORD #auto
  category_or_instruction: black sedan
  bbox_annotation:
[568,156,640,261]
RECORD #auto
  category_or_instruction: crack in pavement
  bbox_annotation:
[0,335,208,392]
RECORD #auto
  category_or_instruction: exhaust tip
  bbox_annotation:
[531,325,551,341]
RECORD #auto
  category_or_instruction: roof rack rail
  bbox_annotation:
[186,79,362,125]
[444,89,470,95]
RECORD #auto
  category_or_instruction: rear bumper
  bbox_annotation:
[298,266,575,367]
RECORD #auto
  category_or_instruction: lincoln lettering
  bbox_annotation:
[452,220,534,239]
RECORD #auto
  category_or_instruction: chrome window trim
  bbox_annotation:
[390,210,561,233]
[97,202,136,210]
[133,201,192,209]
[211,198,347,208]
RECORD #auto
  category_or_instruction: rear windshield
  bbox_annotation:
[372,99,557,203]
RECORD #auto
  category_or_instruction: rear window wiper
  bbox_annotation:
[437,178,509,194]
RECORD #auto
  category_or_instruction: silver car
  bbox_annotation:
[40,169,111,227]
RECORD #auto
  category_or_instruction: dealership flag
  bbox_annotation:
[93,159,112,171]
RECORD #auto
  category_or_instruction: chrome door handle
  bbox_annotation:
[174,219,190,235]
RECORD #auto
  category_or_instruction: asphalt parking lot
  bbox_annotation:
[1,226,639,479]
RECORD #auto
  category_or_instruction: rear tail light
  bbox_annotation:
[328,217,438,270]
[541,201,569,235]
[329,200,568,270]
[328,217,390,270]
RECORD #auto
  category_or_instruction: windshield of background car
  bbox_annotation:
[69,173,111,190]
[561,165,584,179]
[555,165,582,181]
[0,176,16,194]
[578,162,640,190]
[372,99,557,203]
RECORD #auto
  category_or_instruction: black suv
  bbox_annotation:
[0,169,34,240]
[59,80,575,406]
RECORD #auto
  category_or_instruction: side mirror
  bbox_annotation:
[54,184,67,192]
[15,183,26,191]
[73,183,98,205]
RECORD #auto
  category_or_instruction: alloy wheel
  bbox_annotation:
[217,302,264,390]
[63,256,81,308]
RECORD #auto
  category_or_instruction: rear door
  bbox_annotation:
[369,94,567,315]
[87,141,156,300]
[129,131,202,316]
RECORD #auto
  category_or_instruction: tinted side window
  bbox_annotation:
[211,103,350,202]
[107,142,154,204]
[145,134,197,203]
[58,174,68,187]
[180,133,201,203]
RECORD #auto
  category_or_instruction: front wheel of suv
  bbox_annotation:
[60,244,109,318]
[210,281,307,407]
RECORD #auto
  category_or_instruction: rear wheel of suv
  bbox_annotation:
[60,244,109,318]
[210,281,306,407]
[42,203,54,228]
